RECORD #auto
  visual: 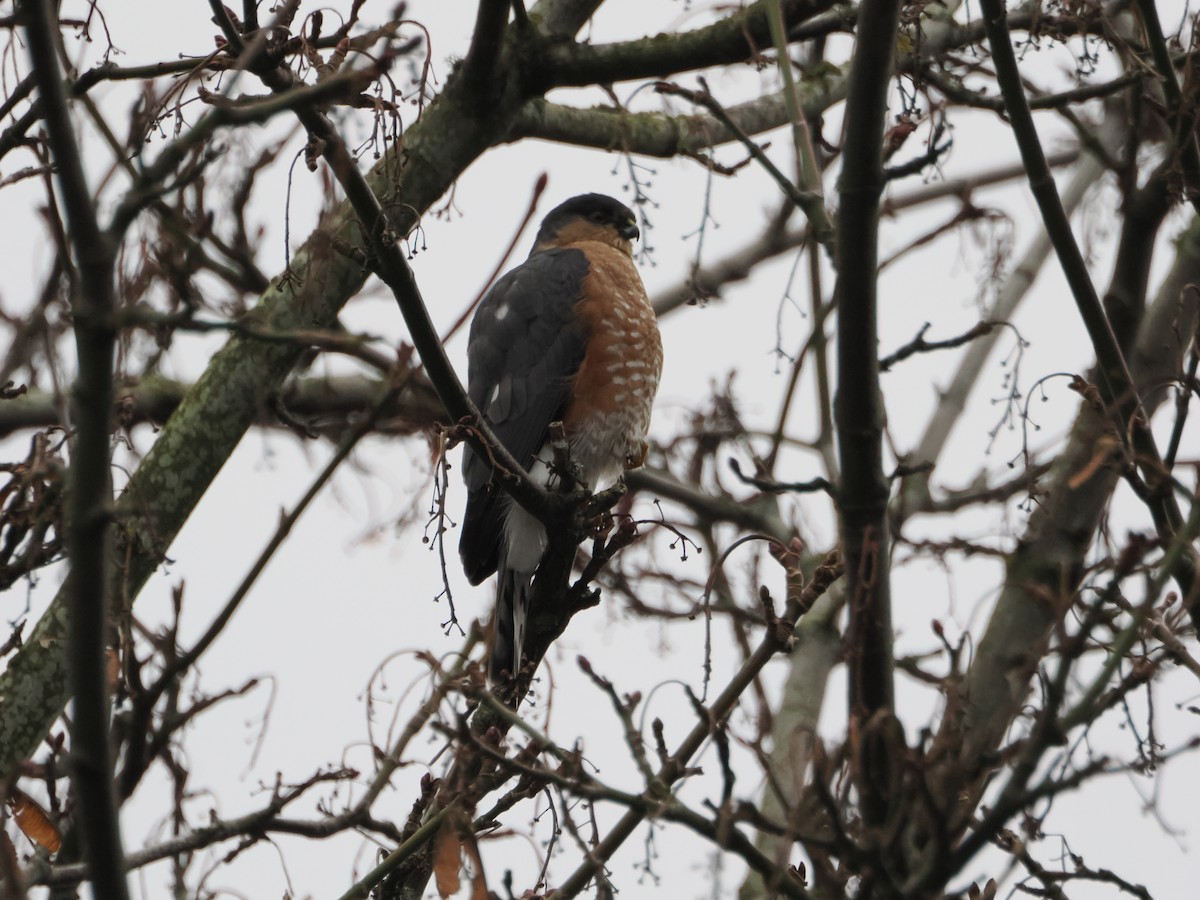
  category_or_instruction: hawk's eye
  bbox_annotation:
[589,210,606,224]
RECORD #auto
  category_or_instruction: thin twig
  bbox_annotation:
[879,321,998,372]
[655,79,836,251]
[550,551,842,898]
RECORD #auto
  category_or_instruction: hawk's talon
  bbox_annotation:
[624,440,650,470]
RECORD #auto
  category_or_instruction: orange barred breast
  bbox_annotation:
[562,243,663,483]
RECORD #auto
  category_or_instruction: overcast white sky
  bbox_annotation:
[1,2,1198,898]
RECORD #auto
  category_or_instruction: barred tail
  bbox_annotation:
[488,561,532,683]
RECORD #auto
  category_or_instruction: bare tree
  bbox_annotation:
[0,1,1197,898]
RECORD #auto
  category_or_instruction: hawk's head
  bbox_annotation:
[532,193,640,256]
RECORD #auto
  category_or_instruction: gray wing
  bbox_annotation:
[458,247,591,584]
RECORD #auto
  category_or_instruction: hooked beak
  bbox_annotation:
[619,219,640,241]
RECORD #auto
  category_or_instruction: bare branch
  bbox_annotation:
[980,0,1199,609]
[19,2,130,896]
[831,0,901,830]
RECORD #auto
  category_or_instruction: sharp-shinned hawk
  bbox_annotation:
[459,193,663,681]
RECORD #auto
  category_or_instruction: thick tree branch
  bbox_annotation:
[0,0,548,780]
[511,1,1035,160]
[508,75,846,157]
[0,373,442,439]
[222,13,556,527]
[461,0,510,101]
[536,0,836,88]
[527,0,604,37]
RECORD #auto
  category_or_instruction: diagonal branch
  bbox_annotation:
[550,552,843,898]
[979,0,1198,610]
[898,137,1111,516]
[0,0,550,783]
[948,216,1200,826]
[650,148,1081,317]
[655,79,835,249]
[219,17,554,525]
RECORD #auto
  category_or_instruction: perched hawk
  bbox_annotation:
[458,194,663,681]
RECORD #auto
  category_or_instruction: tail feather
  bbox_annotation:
[488,495,547,684]
[488,562,532,683]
